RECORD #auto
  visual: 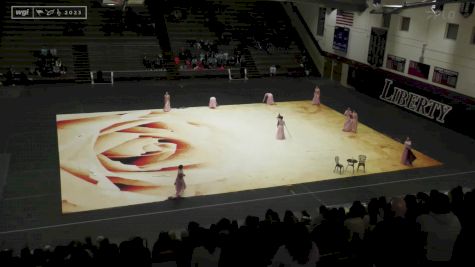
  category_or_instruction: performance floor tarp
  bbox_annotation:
[57,101,441,213]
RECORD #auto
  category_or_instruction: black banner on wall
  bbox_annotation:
[348,66,475,138]
[367,27,387,67]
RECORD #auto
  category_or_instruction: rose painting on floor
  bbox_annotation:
[58,109,211,213]
[57,102,441,213]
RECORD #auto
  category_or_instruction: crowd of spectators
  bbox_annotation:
[0,67,31,86]
[0,48,68,86]
[173,40,242,71]
[33,48,67,78]
[142,54,166,71]
[1,185,473,266]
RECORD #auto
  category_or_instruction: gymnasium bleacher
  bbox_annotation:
[0,0,313,85]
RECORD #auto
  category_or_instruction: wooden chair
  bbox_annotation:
[357,155,367,172]
[334,156,343,174]
[346,158,356,174]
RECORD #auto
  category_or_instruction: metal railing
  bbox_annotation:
[281,2,325,75]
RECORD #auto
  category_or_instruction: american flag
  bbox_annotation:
[336,10,354,26]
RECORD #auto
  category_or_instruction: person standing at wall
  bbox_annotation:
[263,92,275,105]
[209,96,218,109]
[164,91,171,112]
[312,87,321,105]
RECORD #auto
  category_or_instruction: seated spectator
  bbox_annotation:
[363,198,382,232]
[271,223,320,266]
[449,186,464,219]
[404,194,419,223]
[143,56,151,69]
[370,197,420,267]
[191,229,220,267]
[5,67,14,85]
[269,65,277,76]
[152,231,178,263]
[311,208,348,255]
[283,210,298,225]
[417,191,431,215]
[95,237,120,266]
[20,247,33,266]
[452,189,475,266]
[344,201,366,241]
[377,196,390,219]
[310,205,328,230]
[19,71,30,85]
[417,191,461,266]
[300,210,312,225]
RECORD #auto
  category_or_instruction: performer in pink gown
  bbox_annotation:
[163,91,171,112]
[312,87,321,105]
[342,107,352,132]
[263,92,275,105]
[174,165,186,198]
[401,137,417,166]
[209,96,217,109]
[351,110,358,133]
[276,114,286,140]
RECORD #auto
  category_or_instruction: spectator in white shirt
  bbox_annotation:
[417,191,461,265]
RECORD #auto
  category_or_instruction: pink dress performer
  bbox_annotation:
[209,97,217,109]
[312,87,321,105]
[276,114,286,140]
[342,108,352,132]
[174,165,186,198]
[164,92,171,112]
[351,111,358,133]
[263,92,275,105]
[401,137,417,166]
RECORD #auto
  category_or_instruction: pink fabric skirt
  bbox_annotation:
[276,125,285,140]
[164,101,171,112]
[342,119,352,132]
[209,97,217,108]
[401,148,416,165]
[312,95,320,105]
[175,178,186,196]
[351,119,358,133]
[266,94,275,105]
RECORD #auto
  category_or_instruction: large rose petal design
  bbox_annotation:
[57,110,200,212]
